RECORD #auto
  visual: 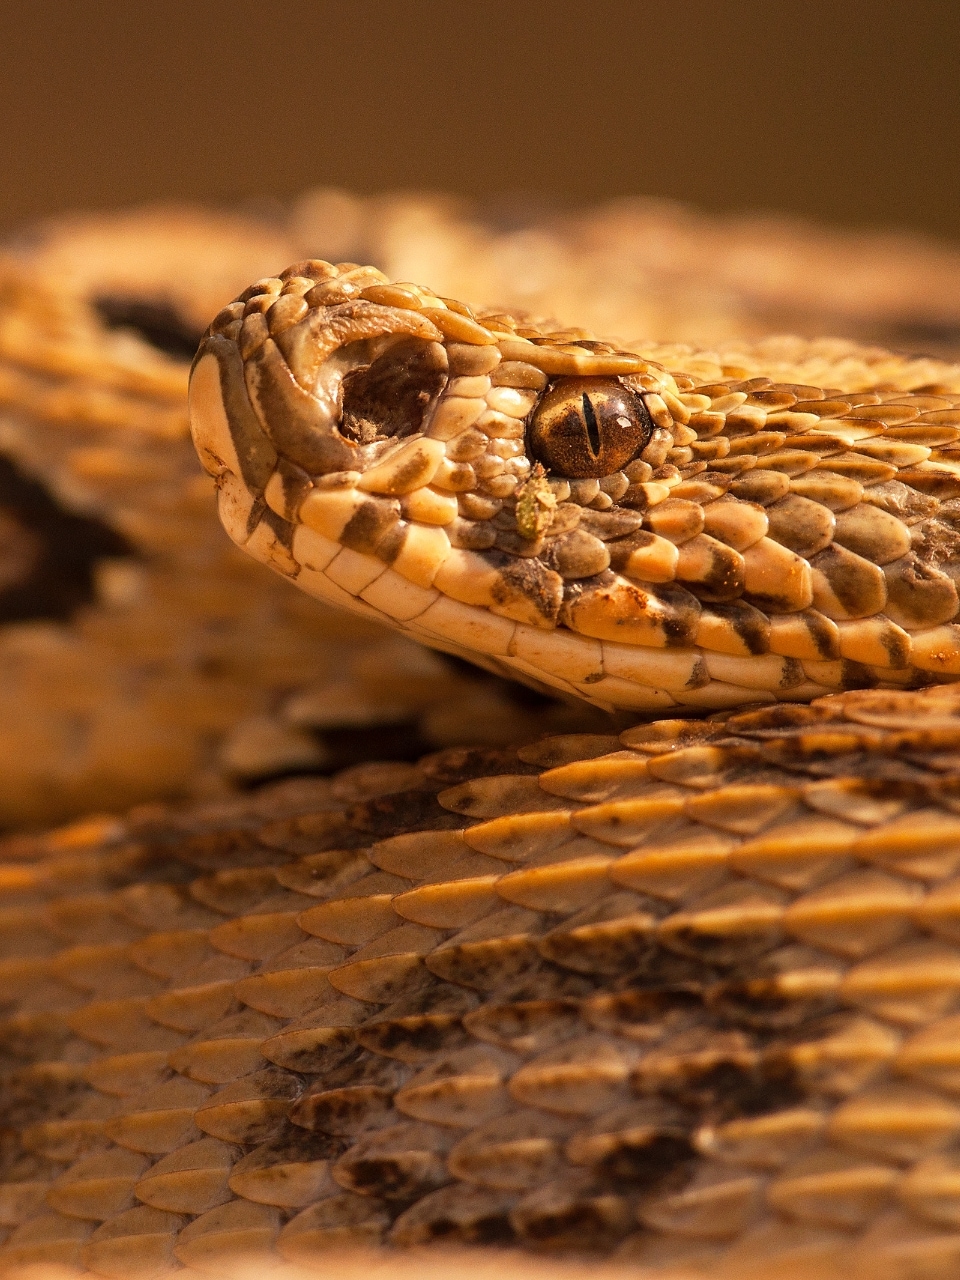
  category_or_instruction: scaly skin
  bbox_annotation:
[4,265,960,1276]
[191,260,960,712]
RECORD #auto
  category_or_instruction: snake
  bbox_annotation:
[2,258,960,1279]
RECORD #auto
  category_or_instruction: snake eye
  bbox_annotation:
[527,377,653,478]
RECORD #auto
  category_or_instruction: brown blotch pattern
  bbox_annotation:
[8,694,960,1268]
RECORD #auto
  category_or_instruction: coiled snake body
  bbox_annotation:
[2,261,960,1277]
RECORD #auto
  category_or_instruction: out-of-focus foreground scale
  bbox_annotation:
[3,693,960,1276]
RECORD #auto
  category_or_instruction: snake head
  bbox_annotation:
[190,260,960,712]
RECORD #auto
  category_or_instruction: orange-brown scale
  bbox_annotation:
[7,696,960,1269]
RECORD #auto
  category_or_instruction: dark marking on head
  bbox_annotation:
[260,505,296,550]
[271,458,314,521]
[246,339,357,474]
[680,540,745,603]
[341,497,402,556]
[490,556,565,626]
[559,574,702,649]
[374,521,409,565]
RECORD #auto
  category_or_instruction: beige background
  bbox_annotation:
[0,0,957,239]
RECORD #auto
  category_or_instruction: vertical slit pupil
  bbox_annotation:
[581,392,602,457]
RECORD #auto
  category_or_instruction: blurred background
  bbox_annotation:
[0,0,957,240]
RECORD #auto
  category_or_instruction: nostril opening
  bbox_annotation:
[339,338,448,445]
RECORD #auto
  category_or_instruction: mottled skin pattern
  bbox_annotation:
[4,266,960,1278]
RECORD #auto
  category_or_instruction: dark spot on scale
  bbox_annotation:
[652,1053,804,1121]
[0,455,132,625]
[357,1014,468,1058]
[492,557,565,626]
[341,498,402,556]
[591,1129,696,1189]
[346,789,462,835]
[705,978,835,1031]
[93,294,203,360]
[340,1154,444,1200]
[420,1210,517,1246]
[513,1194,631,1251]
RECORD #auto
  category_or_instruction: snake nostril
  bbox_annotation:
[340,338,448,446]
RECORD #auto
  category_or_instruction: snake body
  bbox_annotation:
[2,262,960,1276]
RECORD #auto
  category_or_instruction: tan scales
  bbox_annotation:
[5,256,960,1277]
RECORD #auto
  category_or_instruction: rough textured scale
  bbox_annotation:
[6,700,960,1276]
[5,260,960,1279]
